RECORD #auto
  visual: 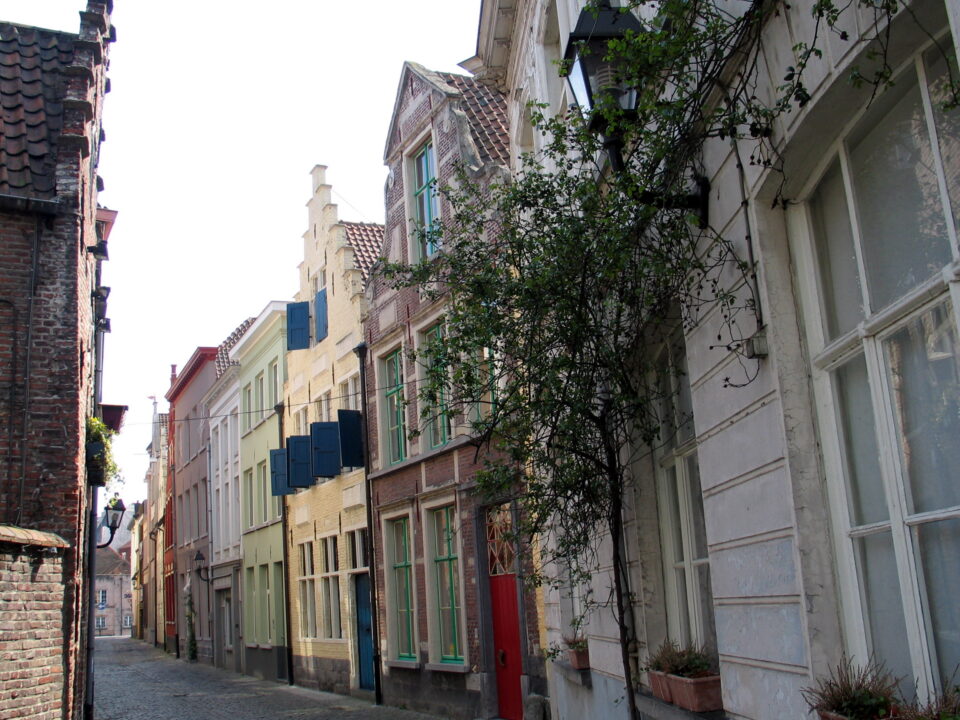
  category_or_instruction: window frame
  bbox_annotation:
[420,322,451,449]
[423,500,465,665]
[297,541,318,639]
[788,39,960,700]
[410,139,440,259]
[318,535,342,640]
[384,513,417,660]
[382,349,407,464]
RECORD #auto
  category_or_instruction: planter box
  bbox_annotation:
[667,673,723,712]
[566,647,590,670]
[648,670,672,702]
[816,710,899,720]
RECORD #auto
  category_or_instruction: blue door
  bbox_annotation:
[355,573,375,690]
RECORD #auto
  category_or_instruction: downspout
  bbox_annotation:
[354,342,383,705]
[275,400,295,685]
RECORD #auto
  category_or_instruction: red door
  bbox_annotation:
[488,506,522,720]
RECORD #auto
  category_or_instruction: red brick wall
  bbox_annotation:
[0,545,67,720]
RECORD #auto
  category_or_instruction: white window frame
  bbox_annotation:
[406,131,441,261]
[318,535,342,640]
[381,505,417,661]
[298,541,318,639]
[421,495,467,665]
[788,38,960,701]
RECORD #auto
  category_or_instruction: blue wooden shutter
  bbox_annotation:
[310,421,340,478]
[286,301,310,350]
[337,409,364,468]
[287,435,314,487]
[270,449,294,496]
[314,289,328,342]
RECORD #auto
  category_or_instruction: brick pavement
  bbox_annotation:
[93,637,445,720]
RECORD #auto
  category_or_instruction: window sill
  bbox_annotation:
[635,689,726,719]
[384,659,421,670]
[425,662,469,674]
[369,434,477,481]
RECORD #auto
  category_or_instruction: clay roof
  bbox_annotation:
[343,221,384,282]
[0,23,76,201]
[438,72,509,166]
[214,317,255,378]
[95,547,129,575]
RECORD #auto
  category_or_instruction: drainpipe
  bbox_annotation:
[276,400,295,685]
[354,342,382,705]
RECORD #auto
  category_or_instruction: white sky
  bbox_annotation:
[2,0,483,505]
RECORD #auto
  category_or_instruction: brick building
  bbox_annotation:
[0,3,116,719]
[363,62,546,720]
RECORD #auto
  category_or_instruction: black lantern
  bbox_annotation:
[97,497,125,548]
[563,1,643,117]
[193,550,210,582]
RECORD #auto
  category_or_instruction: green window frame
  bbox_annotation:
[384,350,406,464]
[391,517,415,659]
[413,142,439,258]
[433,505,463,662]
[425,324,451,448]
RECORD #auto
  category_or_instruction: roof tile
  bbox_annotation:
[343,221,384,282]
[438,72,510,167]
[214,317,256,378]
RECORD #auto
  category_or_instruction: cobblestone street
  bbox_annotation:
[93,638,444,720]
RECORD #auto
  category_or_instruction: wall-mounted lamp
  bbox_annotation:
[193,550,210,583]
[97,498,125,548]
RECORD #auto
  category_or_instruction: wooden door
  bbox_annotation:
[487,505,522,720]
[355,573,375,690]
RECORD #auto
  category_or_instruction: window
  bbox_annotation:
[383,350,406,464]
[316,391,333,423]
[257,461,268,524]
[412,141,440,258]
[347,528,368,569]
[258,564,270,644]
[256,373,265,421]
[269,360,279,408]
[243,469,254,529]
[794,44,960,700]
[422,324,451,448]
[97,589,107,605]
[654,342,715,652]
[319,536,342,639]
[298,542,318,639]
[340,375,360,411]
[430,505,463,662]
[123,615,132,628]
[244,566,255,642]
[294,406,309,436]
[95,616,106,630]
[243,384,253,431]
[389,517,416,659]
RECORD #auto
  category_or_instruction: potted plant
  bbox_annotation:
[802,657,899,720]
[666,645,723,712]
[896,685,959,720]
[563,636,590,670]
[85,416,118,487]
[646,640,681,702]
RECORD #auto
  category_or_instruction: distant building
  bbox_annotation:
[283,165,382,694]
[0,4,116,720]
[94,547,133,636]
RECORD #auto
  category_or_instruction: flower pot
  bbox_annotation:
[566,647,590,670]
[648,670,673,702]
[667,673,723,712]
[817,712,848,720]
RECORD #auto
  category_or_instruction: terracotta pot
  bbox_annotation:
[667,673,723,712]
[567,647,590,670]
[816,707,900,720]
[648,670,672,702]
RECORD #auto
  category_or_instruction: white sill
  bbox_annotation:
[384,659,420,670]
[425,662,469,673]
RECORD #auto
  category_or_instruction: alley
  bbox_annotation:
[93,638,443,720]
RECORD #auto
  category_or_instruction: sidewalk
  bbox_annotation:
[93,636,446,720]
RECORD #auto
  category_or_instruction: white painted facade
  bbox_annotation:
[467,1,960,717]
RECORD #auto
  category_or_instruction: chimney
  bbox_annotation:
[170,364,177,385]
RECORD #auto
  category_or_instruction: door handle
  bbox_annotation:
[498,648,506,667]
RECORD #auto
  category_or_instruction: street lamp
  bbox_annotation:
[97,498,125,549]
[193,550,210,583]
[563,1,710,227]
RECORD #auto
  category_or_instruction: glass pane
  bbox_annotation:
[695,563,718,653]
[674,566,691,646]
[882,303,960,514]
[849,75,952,310]
[834,354,888,525]
[811,160,864,338]
[662,466,684,563]
[854,532,915,696]
[925,47,960,236]
[686,455,709,560]
[917,517,960,690]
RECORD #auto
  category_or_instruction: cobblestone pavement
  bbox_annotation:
[93,637,445,720]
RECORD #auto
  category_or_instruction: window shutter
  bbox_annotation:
[269,449,294,496]
[314,289,328,342]
[286,302,310,350]
[287,435,314,487]
[310,421,340,478]
[337,409,364,468]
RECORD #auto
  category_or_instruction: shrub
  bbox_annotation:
[802,657,899,719]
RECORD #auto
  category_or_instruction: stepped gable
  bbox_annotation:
[438,72,509,166]
[214,317,255,378]
[0,22,76,200]
[343,221,384,282]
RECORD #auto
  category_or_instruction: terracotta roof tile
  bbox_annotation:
[343,221,384,282]
[95,547,129,575]
[214,317,255,378]
[438,72,509,167]
[0,22,76,201]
